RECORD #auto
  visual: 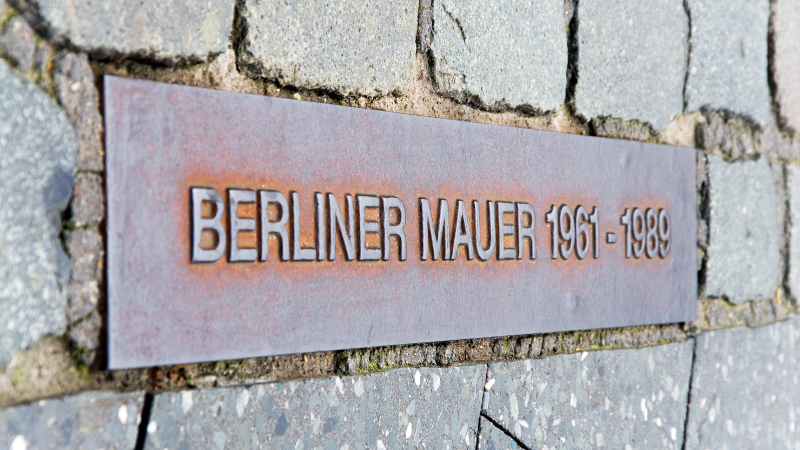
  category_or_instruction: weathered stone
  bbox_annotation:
[145,365,486,449]
[68,173,104,227]
[10,0,233,65]
[54,53,104,172]
[418,0,432,54]
[65,227,102,322]
[703,155,780,303]
[67,310,100,365]
[685,0,772,126]
[590,117,656,142]
[695,112,756,159]
[787,165,800,299]
[477,417,520,450]
[773,0,800,134]
[429,0,566,112]
[0,391,143,449]
[482,341,693,449]
[0,59,77,366]
[573,0,686,131]
[237,0,417,97]
[685,317,800,449]
[0,16,35,71]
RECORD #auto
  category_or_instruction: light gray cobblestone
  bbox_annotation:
[0,16,36,71]
[430,0,566,112]
[146,365,486,449]
[573,0,686,131]
[237,0,417,97]
[482,341,693,450]
[0,391,144,449]
[787,165,800,299]
[0,59,76,366]
[685,0,772,126]
[773,0,800,135]
[704,155,780,303]
[65,227,102,323]
[11,0,233,64]
[685,317,800,449]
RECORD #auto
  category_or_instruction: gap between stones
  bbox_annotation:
[479,411,533,450]
[680,339,697,450]
[133,392,154,450]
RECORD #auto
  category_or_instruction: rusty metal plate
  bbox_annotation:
[104,76,697,369]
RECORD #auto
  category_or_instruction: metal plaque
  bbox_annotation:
[105,76,697,369]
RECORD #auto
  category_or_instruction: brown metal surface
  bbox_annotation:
[104,76,697,369]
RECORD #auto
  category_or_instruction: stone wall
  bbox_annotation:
[0,0,799,447]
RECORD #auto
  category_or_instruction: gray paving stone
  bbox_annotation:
[685,317,800,449]
[0,59,77,366]
[54,53,104,172]
[237,0,417,97]
[146,365,486,449]
[704,155,780,303]
[773,0,800,135]
[65,227,102,323]
[0,16,36,71]
[12,0,233,65]
[477,417,520,450]
[68,173,104,228]
[787,165,800,299]
[685,0,772,126]
[429,0,566,112]
[0,391,144,449]
[573,0,686,131]
[483,341,694,450]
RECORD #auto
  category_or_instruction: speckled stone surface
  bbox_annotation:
[704,155,780,304]
[477,417,520,450]
[0,59,77,366]
[685,317,800,449]
[0,391,144,449]
[788,165,800,299]
[0,16,36,71]
[237,0,417,97]
[11,0,233,64]
[483,341,694,450]
[145,365,486,449]
[685,0,772,126]
[429,0,566,112]
[573,0,687,131]
[773,0,800,134]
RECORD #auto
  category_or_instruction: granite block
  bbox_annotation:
[685,0,772,126]
[773,0,800,134]
[0,59,77,365]
[483,341,694,449]
[685,317,800,448]
[573,0,687,131]
[704,155,780,303]
[430,0,567,112]
[145,365,486,449]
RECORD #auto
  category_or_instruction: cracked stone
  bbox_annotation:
[145,365,485,449]
[773,0,800,135]
[0,59,76,366]
[483,341,694,449]
[65,227,102,322]
[573,0,687,131]
[685,317,800,449]
[704,155,780,303]
[237,0,417,97]
[0,16,35,71]
[68,310,100,365]
[11,0,233,65]
[68,173,104,227]
[685,0,772,126]
[430,0,566,112]
[0,391,144,448]
[478,416,519,450]
[54,52,104,172]
[695,112,755,159]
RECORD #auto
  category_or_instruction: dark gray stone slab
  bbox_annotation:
[429,0,566,112]
[237,0,417,97]
[0,391,144,449]
[12,0,233,65]
[145,365,486,449]
[0,59,77,365]
[773,0,800,134]
[483,341,694,449]
[703,155,779,303]
[685,0,772,126]
[685,317,800,449]
[573,0,687,131]
[478,417,521,450]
